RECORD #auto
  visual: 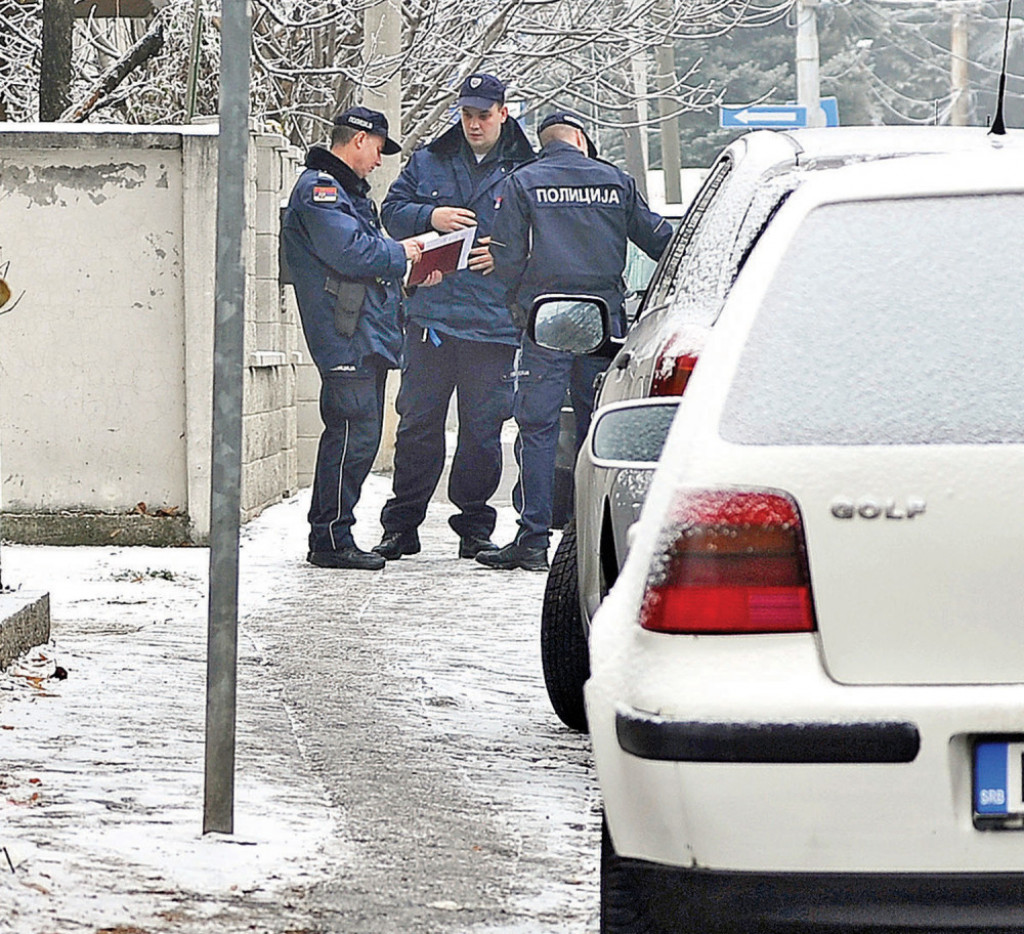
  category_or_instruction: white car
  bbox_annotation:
[540,125,1024,733]
[585,151,1024,932]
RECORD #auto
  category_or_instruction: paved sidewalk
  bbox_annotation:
[0,463,595,934]
[0,504,341,932]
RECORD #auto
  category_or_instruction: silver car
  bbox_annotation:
[549,219,684,528]
[538,124,1024,732]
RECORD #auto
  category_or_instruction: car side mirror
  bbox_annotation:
[528,294,611,354]
[590,397,680,466]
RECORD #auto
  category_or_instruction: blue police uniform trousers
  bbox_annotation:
[380,328,515,539]
[308,363,387,553]
[513,337,608,549]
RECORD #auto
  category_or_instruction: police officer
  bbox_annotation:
[479,112,672,571]
[282,107,437,570]
[371,74,535,562]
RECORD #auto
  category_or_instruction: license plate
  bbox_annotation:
[974,739,1024,829]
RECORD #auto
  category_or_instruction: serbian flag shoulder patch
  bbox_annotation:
[313,185,339,203]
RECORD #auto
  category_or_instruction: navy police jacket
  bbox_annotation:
[282,147,407,373]
[381,119,534,346]
[491,140,672,334]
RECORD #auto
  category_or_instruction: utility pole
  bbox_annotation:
[614,0,647,199]
[652,0,681,203]
[795,0,826,128]
[619,101,648,201]
[362,0,402,199]
[362,0,402,469]
[951,7,970,125]
[631,54,649,180]
[628,0,649,199]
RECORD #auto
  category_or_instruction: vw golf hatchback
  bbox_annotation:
[588,150,1024,933]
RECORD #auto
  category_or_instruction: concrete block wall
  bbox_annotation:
[242,132,302,521]
[294,324,322,490]
[0,124,305,545]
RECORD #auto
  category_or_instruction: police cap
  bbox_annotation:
[538,111,598,158]
[333,106,401,155]
[456,74,506,110]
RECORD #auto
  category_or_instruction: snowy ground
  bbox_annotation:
[0,510,337,931]
[0,469,598,933]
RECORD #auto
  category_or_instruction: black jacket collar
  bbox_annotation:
[540,140,586,160]
[305,146,369,198]
[427,118,534,164]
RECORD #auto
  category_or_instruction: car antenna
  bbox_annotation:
[990,0,1014,135]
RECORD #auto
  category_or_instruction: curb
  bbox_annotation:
[0,590,51,669]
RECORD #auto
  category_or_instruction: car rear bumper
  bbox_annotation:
[615,707,921,763]
[587,630,1024,873]
[612,859,1024,932]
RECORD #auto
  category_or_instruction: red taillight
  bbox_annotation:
[639,490,816,634]
[650,352,697,396]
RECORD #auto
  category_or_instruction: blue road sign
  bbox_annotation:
[721,98,841,130]
[720,104,807,129]
[819,96,840,127]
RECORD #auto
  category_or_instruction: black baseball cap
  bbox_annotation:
[538,111,597,158]
[333,106,401,155]
[456,74,505,110]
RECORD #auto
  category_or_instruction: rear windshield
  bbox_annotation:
[720,193,1024,445]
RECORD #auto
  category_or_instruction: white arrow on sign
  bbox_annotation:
[732,108,801,124]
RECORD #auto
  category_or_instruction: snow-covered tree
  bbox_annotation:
[0,0,794,153]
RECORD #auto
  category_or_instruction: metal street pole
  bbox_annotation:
[796,0,826,128]
[203,0,250,836]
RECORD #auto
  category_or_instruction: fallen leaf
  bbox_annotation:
[6,792,41,806]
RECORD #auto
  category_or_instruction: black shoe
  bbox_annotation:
[475,542,548,571]
[372,530,421,560]
[307,547,385,571]
[458,536,498,559]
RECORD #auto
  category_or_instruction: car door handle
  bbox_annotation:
[614,352,632,371]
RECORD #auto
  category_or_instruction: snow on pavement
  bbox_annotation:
[0,472,595,933]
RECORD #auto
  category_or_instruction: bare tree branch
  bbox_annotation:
[59,14,164,121]
[0,0,797,152]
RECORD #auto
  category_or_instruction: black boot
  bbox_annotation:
[307,547,385,571]
[458,536,498,559]
[372,529,421,560]
[475,542,548,571]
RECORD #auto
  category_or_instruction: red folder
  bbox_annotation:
[407,238,466,286]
